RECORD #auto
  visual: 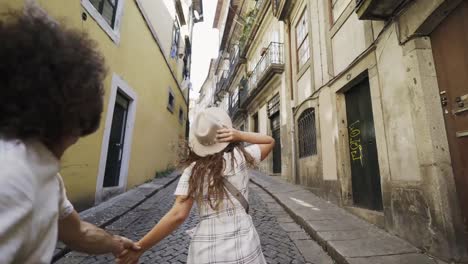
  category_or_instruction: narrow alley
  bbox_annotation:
[54,172,333,264]
[0,0,467,263]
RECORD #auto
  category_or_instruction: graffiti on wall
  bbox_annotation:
[348,120,363,166]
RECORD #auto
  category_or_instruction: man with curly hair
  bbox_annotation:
[0,6,140,263]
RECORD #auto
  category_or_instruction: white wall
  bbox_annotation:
[297,70,312,103]
[319,88,338,180]
[377,26,421,181]
[332,0,351,22]
[258,104,268,135]
[331,13,367,74]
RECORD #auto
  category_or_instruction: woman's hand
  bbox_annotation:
[116,248,143,264]
[216,128,242,143]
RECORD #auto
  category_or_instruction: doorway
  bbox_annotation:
[271,113,282,174]
[431,1,468,239]
[345,78,383,211]
[268,94,281,174]
[96,74,137,204]
[103,92,129,187]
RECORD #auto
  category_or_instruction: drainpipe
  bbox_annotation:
[286,19,298,184]
[186,80,190,139]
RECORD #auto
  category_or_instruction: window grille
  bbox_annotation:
[298,108,317,158]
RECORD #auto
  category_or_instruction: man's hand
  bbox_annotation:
[58,210,140,256]
[116,247,143,264]
[112,235,141,257]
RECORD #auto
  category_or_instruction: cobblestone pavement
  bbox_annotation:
[56,179,333,264]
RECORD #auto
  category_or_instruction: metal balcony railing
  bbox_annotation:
[215,70,229,96]
[228,78,248,119]
[248,42,284,92]
[229,49,240,74]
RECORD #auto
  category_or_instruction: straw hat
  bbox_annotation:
[189,107,233,157]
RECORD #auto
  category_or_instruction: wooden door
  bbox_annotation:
[431,1,468,238]
[104,92,129,187]
[345,78,383,211]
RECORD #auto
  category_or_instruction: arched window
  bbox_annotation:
[297,108,317,158]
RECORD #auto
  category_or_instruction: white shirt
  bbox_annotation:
[0,139,74,264]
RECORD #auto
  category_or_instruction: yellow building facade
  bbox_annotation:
[3,0,199,210]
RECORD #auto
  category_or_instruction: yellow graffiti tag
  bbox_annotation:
[348,120,363,166]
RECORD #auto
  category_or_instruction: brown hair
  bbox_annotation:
[179,142,257,210]
[0,8,106,146]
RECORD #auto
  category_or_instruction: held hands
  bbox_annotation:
[116,246,144,264]
[216,128,242,143]
[112,235,142,263]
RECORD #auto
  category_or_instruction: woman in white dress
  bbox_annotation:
[118,107,275,264]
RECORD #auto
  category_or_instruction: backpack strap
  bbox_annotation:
[223,178,249,214]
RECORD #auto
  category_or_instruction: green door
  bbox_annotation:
[345,78,383,211]
[104,92,129,187]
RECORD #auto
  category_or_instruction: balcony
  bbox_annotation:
[239,0,268,55]
[214,49,246,99]
[214,70,229,99]
[272,0,294,21]
[229,78,248,120]
[355,0,411,20]
[243,42,284,106]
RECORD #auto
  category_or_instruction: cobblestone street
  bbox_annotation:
[56,177,333,264]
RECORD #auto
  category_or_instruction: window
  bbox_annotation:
[170,21,180,59]
[89,0,118,27]
[230,88,239,108]
[179,107,184,124]
[252,113,259,133]
[167,89,175,113]
[298,108,317,158]
[82,0,123,43]
[295,9,310,70]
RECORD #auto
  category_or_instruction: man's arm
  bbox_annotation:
[58,210,140,256]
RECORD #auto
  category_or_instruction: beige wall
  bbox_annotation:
[282,0,466,260]
[318,87,338,181]
[331,13,367,74]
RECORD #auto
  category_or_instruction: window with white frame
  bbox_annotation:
[89,0,118,27]
[295,8,310,70]
[82,0,124,43]
[170,20,180,59]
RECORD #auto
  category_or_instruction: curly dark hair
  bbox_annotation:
[0,8,106,146]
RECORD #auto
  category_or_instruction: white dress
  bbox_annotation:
[174,144,267,264]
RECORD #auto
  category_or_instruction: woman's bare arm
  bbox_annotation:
[216,128,275,161]
[117,196,193,264]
